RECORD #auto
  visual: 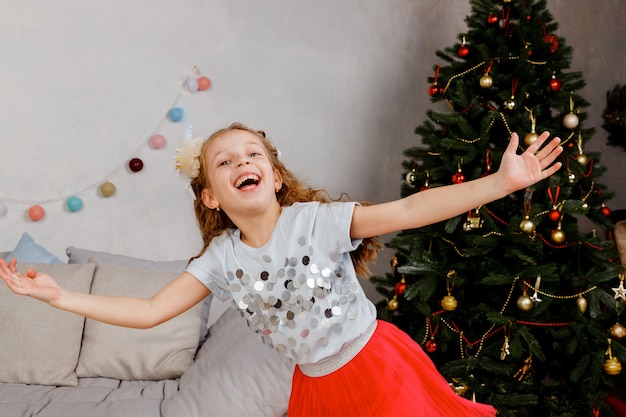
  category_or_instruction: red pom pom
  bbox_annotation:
[197,76,211,91]
[129,158,144,173]
[28,205,45,221]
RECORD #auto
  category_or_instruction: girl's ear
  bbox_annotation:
[274,169,283,192]
[201,188,219,210]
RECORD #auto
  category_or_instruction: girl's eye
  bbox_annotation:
[219,160,230,166]
[249,152,260,157]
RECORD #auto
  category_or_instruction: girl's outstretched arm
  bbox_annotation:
[0,258,210,329]
[351,131,563,239]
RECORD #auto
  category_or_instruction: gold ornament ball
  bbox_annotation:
[524,132,539,147]
[610,323,626,340]
[550,228,566,243]
[387,297,399,311]
[563,113,580,129]
[576,153,588,166]
[576,296,588,314]
[441,295,458,311]
[479,74,493,89]
[99,181,116,197]
[568,172,577,184]
[519,217,537,234]
[517,294,534,312]
[405,171,417,186]
[503,99,517,111]
[604,357,622,376]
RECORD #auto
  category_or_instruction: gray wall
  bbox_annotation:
[1,1,624,300]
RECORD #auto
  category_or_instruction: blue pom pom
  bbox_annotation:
[168,107,184,122]
[66,196,83,212]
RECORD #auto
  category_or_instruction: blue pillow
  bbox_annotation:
[6,233,63,264]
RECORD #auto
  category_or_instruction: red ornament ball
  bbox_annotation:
[28,204,45,221]
[451,172,465,184]
[394,281,407,296]
[600,205,612,217]
[428,84,442,97]
[129,158,144,173]
[425,339,438,353]
[549,77,562,92]
[457,45,470,58]
[543,34,559,53]
[548,209,561,223]
[487,12,499,24]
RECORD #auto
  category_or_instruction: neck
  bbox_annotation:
[234,202,282,248]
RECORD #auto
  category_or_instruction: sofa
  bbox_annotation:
[0,233,294,417]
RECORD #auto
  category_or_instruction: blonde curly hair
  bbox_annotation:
[188,122,381,277]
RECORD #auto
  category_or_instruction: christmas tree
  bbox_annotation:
[372,1,626,416]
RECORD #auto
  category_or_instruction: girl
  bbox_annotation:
[0,122,562,416]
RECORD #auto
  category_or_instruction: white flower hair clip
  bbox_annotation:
[175,136,206,179]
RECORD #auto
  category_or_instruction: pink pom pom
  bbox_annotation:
[150,134,166,149]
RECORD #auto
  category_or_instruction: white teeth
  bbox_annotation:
[235,174,260,189]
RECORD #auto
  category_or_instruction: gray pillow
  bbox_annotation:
[0,263,96,386]
[161,307,294,417]
[66,246,212,345]
[75,261,204,380]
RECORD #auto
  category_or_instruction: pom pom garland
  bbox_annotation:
[0,67,212,222]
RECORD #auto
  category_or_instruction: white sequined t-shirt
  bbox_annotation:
[186,201,377,365]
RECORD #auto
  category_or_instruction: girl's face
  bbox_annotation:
[201,129,282,215]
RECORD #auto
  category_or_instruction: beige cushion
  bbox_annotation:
[161,307,294,417]
[615,220,626,266]
[75,261,203,380]
[0,263,96,386]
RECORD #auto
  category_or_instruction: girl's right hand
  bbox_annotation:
[0,258,62,303]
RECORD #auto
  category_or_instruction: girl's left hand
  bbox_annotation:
[498,131,563,193]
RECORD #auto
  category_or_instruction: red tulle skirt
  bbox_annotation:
[288,320,496,417]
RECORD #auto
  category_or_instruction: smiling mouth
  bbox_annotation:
[235,174,260,189]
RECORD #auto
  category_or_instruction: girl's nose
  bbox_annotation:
[236,157,250,167]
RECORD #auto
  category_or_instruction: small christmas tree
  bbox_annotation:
[372,1,626,416]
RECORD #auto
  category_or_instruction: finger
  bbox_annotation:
[0,259,13,276]
[540,161,563,180]
[9,258,17,273]
[537,138,563,167]
[525,131,551,154]
[507,132,520,153]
